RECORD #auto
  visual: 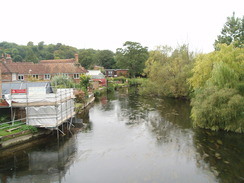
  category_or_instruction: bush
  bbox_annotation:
[74,90,86,103]
[20,125,38,133]
[51,75,75,88]
[128,78,145,86]
[191,87,244,133]
[113,76,126,83]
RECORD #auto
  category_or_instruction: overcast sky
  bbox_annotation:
[1,0,243,53]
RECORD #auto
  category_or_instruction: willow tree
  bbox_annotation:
[189,44,244,133]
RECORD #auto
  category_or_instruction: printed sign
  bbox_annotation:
[11,89,27,94]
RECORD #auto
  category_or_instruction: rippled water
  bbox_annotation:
[0,87,243,183]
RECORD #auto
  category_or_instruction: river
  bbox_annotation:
[0,87,243,183]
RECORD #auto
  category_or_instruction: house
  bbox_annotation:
[0,54,87,84]
[105,69,129,77]
[86,70,107,88]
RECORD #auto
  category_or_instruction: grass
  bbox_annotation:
[0,122,38,137]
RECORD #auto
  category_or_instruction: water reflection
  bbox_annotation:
[0,121,90,183]
[0,87,243,183]
[194,129,244,183]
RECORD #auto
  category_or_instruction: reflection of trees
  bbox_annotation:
[193,129,244,183]
[117,87,192,129]
[0,133,78,183]
[146,110,196,160]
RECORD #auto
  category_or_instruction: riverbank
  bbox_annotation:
[0,129,52,150]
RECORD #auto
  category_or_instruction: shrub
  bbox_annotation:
[51,75,75,88]
[113,76,126,83]
[74,90,86,103]
[128,78,145,86]
[20,125,38,133]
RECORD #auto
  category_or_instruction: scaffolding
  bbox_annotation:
[4,85,76,137]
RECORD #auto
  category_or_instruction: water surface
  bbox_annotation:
[0,88,243,183]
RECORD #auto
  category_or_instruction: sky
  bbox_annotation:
[1,0,243,53]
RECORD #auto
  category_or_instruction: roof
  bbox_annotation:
[42,63,86,74]
[2,82,53,95]
[87,70,105,79]
[1,62,87,75]
[40,58,75,63]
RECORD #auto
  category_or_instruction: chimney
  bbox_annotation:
[6,54,12,64]
[75,54,79,63]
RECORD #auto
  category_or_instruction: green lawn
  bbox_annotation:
[0,122,37,137]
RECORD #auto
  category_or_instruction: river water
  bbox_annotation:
[0,87,243,183]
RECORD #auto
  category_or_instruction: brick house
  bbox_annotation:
[105,69,129,77]
[0,54,87,84]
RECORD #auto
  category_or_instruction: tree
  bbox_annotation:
[141,44,194,98]
[79,74,91,93]
[13,55,23,62]
[115,41,149,77]
[78,49,98,69]
[38,41,44,50]
[189,44,244,133]
[214,12,244,49]
[97,50,115,69]
[189,44,244,90]
[25,47,38,63]
[27,41,34,47]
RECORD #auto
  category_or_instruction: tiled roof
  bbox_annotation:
[44,63,87,74]
[40,59,75,63]
[1,61,86,75]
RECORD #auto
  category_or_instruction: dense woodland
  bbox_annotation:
[1,13,243,133]
[0,41,117,69]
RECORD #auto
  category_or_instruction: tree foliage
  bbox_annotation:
[115,41,149,77]
[96,50,116,69]
[189,44,244,132]
[78,49,98,69]
[0,41,78,62]
[141,44,194,98]
[0,41,117,69]
[214,12,244,49]
[79,74,91,93]
[191,87,244,132]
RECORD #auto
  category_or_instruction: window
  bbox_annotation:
[74,73,79,79]
[108,71,113,76]
[18,75,24,80]
[44,74,50,80]
[32,74,39,79]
